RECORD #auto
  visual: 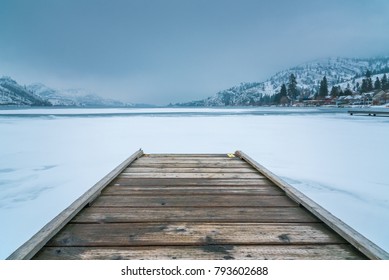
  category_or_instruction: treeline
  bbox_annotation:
[259,71,389,106]
[358,70,388,93]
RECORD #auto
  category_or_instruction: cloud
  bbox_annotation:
[1,0,388,105]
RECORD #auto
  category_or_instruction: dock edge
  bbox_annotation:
[7,149,144,260]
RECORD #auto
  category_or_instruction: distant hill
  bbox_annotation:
[27,83,129,107]
[177,57,389,106]
[3,56,389,108]
[0,77,131,107]
[0,77,51,106]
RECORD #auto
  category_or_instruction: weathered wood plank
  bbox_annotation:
[102,185,285,196]
[130,161,250,168]
[112,178,271,186]
[10,151,381,261]
[123,167,258,173]
[141,155,240,160]
[34,244,367,260]
[6,149,144,260]
[134,158,244,164]
[91,195,296,207]
[235,150,389,260]
[117,173,264,179]
[46,222,345,247]
[144,154,229,158]
[72,207,319,223]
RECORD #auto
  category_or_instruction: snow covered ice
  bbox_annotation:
[1,107,389,259]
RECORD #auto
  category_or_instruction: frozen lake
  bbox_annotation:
[1,107,388,259]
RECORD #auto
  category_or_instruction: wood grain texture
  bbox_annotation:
[102,185,285,196]
[117,173,264,179]
[11,151,377,260]
[91,194,296,207]
[72,207,319,223]
[143,154,230,158]
[34,244,367,260]
[130,162,250,168]
[133,159,245,164]
[46,222,345,247]
[123,167,258,173]
[111,178,271,186]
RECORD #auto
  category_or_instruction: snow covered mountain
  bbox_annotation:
[178,57,389,106]
[27,83,128,107]
[0,77,130,107]
[26,83,76,106]
[0,77,51,106]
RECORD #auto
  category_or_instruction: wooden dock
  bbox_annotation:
[7,150,389,260]
[349,108,389,117]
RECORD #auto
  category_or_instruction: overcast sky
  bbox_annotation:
[1,0,389,105]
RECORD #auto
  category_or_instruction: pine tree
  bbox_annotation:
[287,74,298,102]
[280,83,288,105]
[330,85,341,97]
[344,88,353,96]
[273,93,281,104]
[367,78,373,91]
[319,76,328,98]
[280,83,287,98]
[374,77,382,90]
[361,79,368,93]
[381,74,388,90]
[364,70,373,92]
